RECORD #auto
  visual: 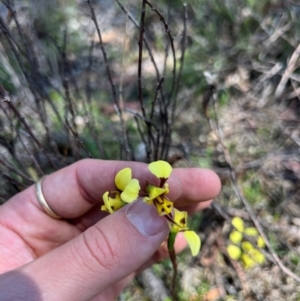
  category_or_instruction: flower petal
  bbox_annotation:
[257,236,265,248]
[120,179,140,203]
[101,191,124,213]
[230,230,243,244]
[242,241,254,252]
[244,227,258,236]
[143,196,154,205]
[232,217,244,232]
[147,185,168,201]
[241,253,256,269]
[148,160,172,179]
[154,197,173,216]
[249,248,265,265]
[169,209,188,232]
[184,230,201,256]
[173,208,187,229]
[227,244,242,260]
[115,168,132,191]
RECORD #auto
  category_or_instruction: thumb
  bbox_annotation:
[7,200,169,301]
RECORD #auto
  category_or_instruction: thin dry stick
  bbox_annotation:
[61,29,77,126]
[65,119,93,158]
[151,77,165,161]
[116,0,162,83]
[117,0,168,118]
[164,3,188,160]
[275,43,300,99]
[84,39,105,158]
[3,0,38,70]
[137,0,147,118]
[209,95,300,283]
[288,79,300,100]
[117,0,166,161]
[0,13,60,169]
[118,0,174,161]
[144,1,178,161]
[0,102,44,177]
[159,28,171,160]
[133,116,147,160]
[125,108,158,131]
[2,172,28,191]
[0,106,30,177]
[87,0,130,160]
[137,0,154,161]
[145,0,176,103]
[171,3,187,123]
[4,0,57,151]
[0,10,27,58]
[6,100,57,168]
[59,29,81,161]
[118,0,131,160]
[149,77,165,160]
[0,154,34,183]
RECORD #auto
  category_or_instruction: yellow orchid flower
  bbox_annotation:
[101,191,124,214]
[241,253,256,269]
[249,248,265,265]
[184,231,201,257]
[232,216,244,232]
[168,208,201,257]
[241,248,265,269]
[144,161,173,216]
[230,230,243,244]
[244,227,258,236]
[227,244,242,260]
[101,160,202,298]
[228,216,266,269]
[101,168,140,213]
[148,160,172,179]
[257,236,265,248]
[115,168,140,203]
[241,241,254,252]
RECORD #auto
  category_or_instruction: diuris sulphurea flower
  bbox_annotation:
[168,208,201,256]
[144,160,173,216]
[101,160,201,257]
[101,167,140,214]
[227,216,265,269]
[101,161,201,299]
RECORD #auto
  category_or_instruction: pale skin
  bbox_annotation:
[0,159,221,301]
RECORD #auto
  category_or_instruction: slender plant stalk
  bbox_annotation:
[168,232,178,301]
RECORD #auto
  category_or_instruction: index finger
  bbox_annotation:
[8,159,221,219]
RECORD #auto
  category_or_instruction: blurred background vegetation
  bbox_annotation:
[1,0,300,300]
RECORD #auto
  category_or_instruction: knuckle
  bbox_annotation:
[82,225,120,272]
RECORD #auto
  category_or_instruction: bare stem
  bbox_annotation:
[87,0,130,159]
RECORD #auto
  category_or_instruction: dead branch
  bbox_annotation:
[275,43,300,99]
[87,0,130,159]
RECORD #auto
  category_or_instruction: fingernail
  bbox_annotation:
[126,199,168,237]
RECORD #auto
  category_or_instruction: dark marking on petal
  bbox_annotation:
[180,218,186,225]
[110,191,118,198]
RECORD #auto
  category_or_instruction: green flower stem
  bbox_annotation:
[168,232,178,301]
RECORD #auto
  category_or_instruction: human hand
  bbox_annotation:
[0,159,221,301]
